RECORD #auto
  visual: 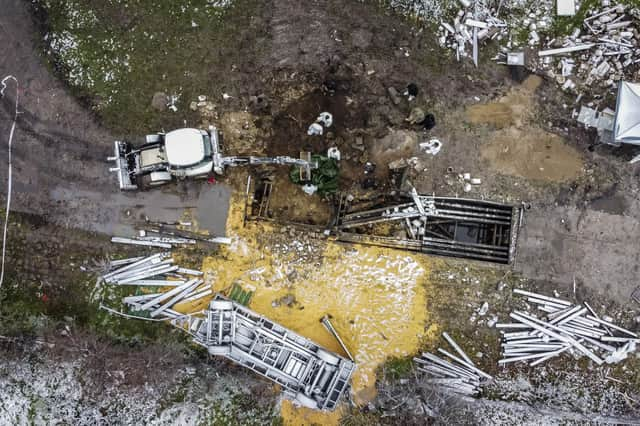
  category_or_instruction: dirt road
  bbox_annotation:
[0,0,230,237]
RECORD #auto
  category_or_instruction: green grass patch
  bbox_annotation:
[380,355,414,380]
[35,0,266,134]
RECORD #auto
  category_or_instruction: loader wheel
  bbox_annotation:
[138,175,153,190]
[138,174,168,189]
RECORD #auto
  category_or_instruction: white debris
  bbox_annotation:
[478,301,489,316]
[301,184,318,195]
[499,289,639,367]
[307,122,323,136]
[327,147,341,161]
[166,94,180,112]
[317,111,333,127]
[557,0,577,16]
[605,341,636,364]
[419,138,443,155]
[414,332,492,396]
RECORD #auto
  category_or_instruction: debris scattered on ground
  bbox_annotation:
[317,111,333,127]
[419,138,443,156]
[166,93,180,112]
[528,2,640,95]
[99,256,355,412]
[327,147,341,161]
[308,123,323,136]
[497,288,639,366]
[414,332,492,396]
[101,253,204,290]
[302,183,318,195]
[111,229,230,249]
[308,111,333,135]
[437,1,508,66]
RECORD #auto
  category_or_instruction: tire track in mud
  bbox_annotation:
[0,0,230,237]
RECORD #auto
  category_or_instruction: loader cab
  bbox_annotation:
[164,128,214,177]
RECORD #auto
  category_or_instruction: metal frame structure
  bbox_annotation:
[336,196,518,264]
[245,177,519,264]
[173,296,355,411]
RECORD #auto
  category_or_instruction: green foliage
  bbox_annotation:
[381,356,414,380]
[198,393,280,426]
[289,155,340,196]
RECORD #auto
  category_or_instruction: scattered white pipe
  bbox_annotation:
[514,289,572,306]
[537,44,595,57]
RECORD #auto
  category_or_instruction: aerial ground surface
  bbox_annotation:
[1,0,640,424]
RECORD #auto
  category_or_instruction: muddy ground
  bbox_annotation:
[1,0,640,424]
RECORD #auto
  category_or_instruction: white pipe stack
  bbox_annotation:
[498,289,638,366]
[414,332,492,396]
[101,253,209,321]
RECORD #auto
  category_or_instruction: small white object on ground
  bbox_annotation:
[327,147,341,161]
[307,123,323,136]
[557,0,576,16]
[301,184,318,195]
[420,138,443,155]
[605,341,636,364]
[317,112,333,127]
[478,302,489,316]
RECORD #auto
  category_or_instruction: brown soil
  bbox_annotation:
[260,169,333,225]
[480,127,584,182]
[465,75,543,129]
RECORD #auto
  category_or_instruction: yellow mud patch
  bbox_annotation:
[175,194,433,425]
[280,400,344,426]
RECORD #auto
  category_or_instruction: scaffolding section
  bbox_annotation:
[173,296,355,411]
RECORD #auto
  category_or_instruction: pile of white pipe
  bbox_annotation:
[498,289,638,366]
[414,332,492,396]
[100,254,210,320]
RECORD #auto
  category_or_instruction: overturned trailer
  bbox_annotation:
[173,297,355,411]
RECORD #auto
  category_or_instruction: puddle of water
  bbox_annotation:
[589,193,627,215]
[50,181,231,236]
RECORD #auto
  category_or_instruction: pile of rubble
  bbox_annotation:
[531,3,640,93]
[434,0,640,95]
[414,332,492,396]
[437,0,509,66]
[101,253,210,321]
[497,289,638,366]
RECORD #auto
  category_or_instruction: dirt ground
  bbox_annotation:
[2,0,640,424]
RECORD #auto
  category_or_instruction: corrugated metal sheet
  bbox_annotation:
[614,81,640,145]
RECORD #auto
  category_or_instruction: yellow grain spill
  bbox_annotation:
[175,194,431,425]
